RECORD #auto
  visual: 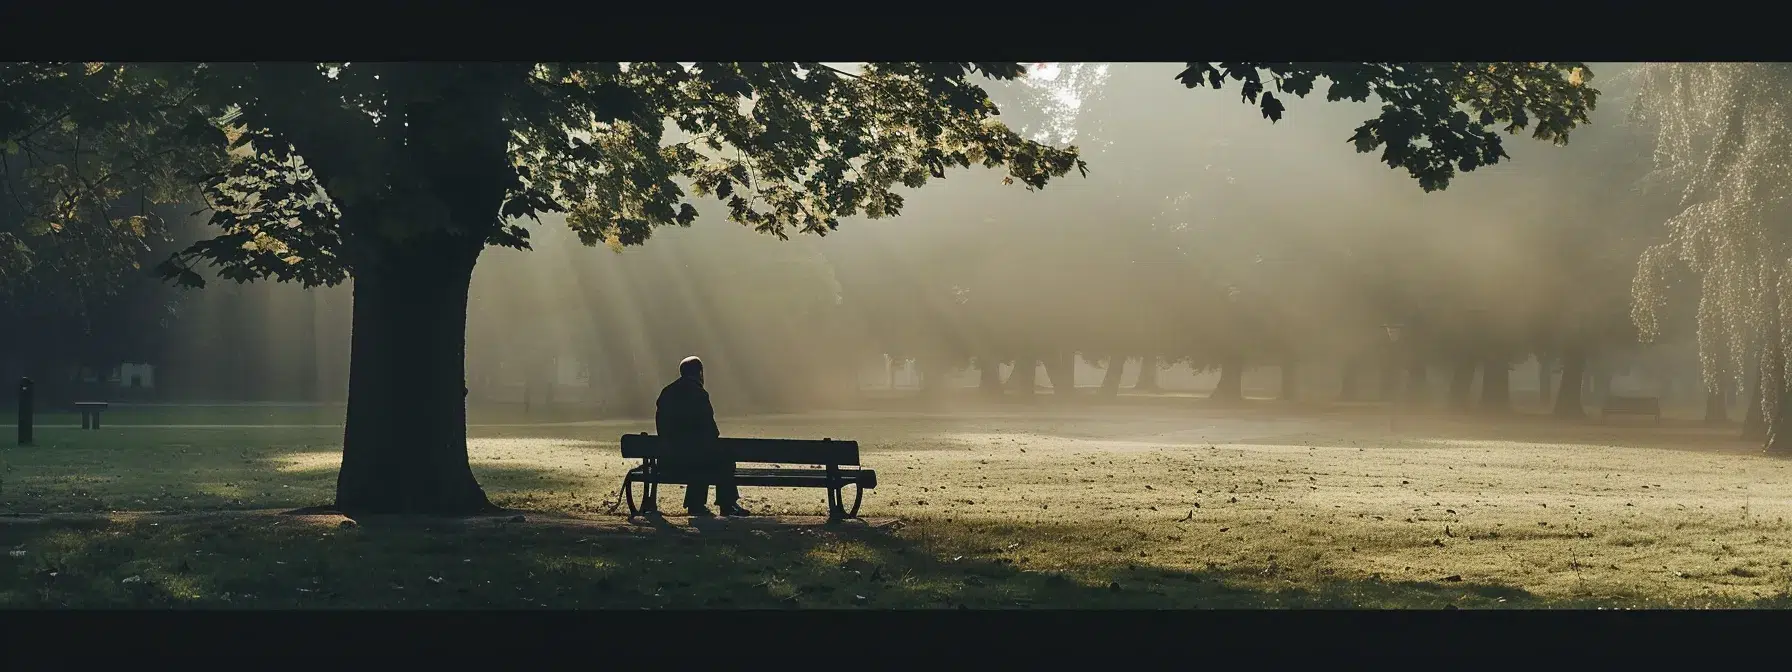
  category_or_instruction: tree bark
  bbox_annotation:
[333,236,495,515]
[1098,355,1126,399]
[1554,344,1587,419]
[1211,354,1244,401]
[1480,359,1510,413]
[1280,357,1299,402]
[1132,355,1160,391]
[1448,358,1476,411]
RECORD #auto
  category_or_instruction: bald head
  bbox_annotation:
[679,356,704,380]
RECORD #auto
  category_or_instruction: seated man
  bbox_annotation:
[656,356,752,517]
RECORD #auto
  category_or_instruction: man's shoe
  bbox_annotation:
[719,505,754,517]
[687,507,715,517]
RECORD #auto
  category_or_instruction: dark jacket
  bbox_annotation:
[656,375,720,455]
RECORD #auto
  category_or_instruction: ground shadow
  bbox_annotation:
[8,508,1785,609]
[0,426,602,515]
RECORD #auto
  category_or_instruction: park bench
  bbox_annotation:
[74,401,109,429]
[1601,395,1661,424]
[618,433,877,522]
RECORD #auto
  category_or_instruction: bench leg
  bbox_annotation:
[641,480,659,515]
[623,475,640,517]
[825,484,863,522]
[81,412,91,430]
[92,413,101,430]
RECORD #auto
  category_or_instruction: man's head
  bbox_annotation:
[679,356,704,384]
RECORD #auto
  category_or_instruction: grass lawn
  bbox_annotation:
[13,401,611,428]
[4,406,1792,608]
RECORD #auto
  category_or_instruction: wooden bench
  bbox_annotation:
[618,433,877,522]
[74,401,109,430]
[1601,395,1661,424]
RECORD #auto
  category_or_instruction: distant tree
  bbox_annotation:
[1627,63,1792,448]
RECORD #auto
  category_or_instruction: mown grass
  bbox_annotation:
[4,407,1792,608]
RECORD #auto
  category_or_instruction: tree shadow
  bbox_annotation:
[11,508,1786,610]
[0,427,604,515]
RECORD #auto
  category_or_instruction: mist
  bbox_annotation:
[128,63,1699,419]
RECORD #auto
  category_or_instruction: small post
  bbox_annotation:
[17,377,33,446]
[1383,323,1405,433]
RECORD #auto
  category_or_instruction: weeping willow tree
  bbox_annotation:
[1630,62,1792,451]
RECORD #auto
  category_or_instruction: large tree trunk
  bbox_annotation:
[978,355,1003,396]
[1132,355,1160,391]
[1009,357,1038,398]
[331,65,516,515]
[1705,366,1730,426]
[1339,356,1362,401]
[1043,351,1076,400]
[1448,358,1476,411]
[334,237,495,515]
[1211,354,1244,401]
[1590,362,1612,406]
[1098,356,1126,399]
[1280,357,1299,402]
[1480,359,1510,413]
[1554,344,1587,419]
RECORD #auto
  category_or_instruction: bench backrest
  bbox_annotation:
[619,433,861,466]
[1605,396,1661,412]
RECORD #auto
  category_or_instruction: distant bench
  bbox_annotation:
[1601,395,1661,424]
[74,401,109,430]
[618,434,877,522]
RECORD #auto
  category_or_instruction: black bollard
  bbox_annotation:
[17,377,33,446]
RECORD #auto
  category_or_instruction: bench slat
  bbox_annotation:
[620,434,860,465]
[629,465,877,489]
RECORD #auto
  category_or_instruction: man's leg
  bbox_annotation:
[715,463,739,508]
[684,482,710,512]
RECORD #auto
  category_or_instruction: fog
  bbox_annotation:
[143,62,1709,416]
